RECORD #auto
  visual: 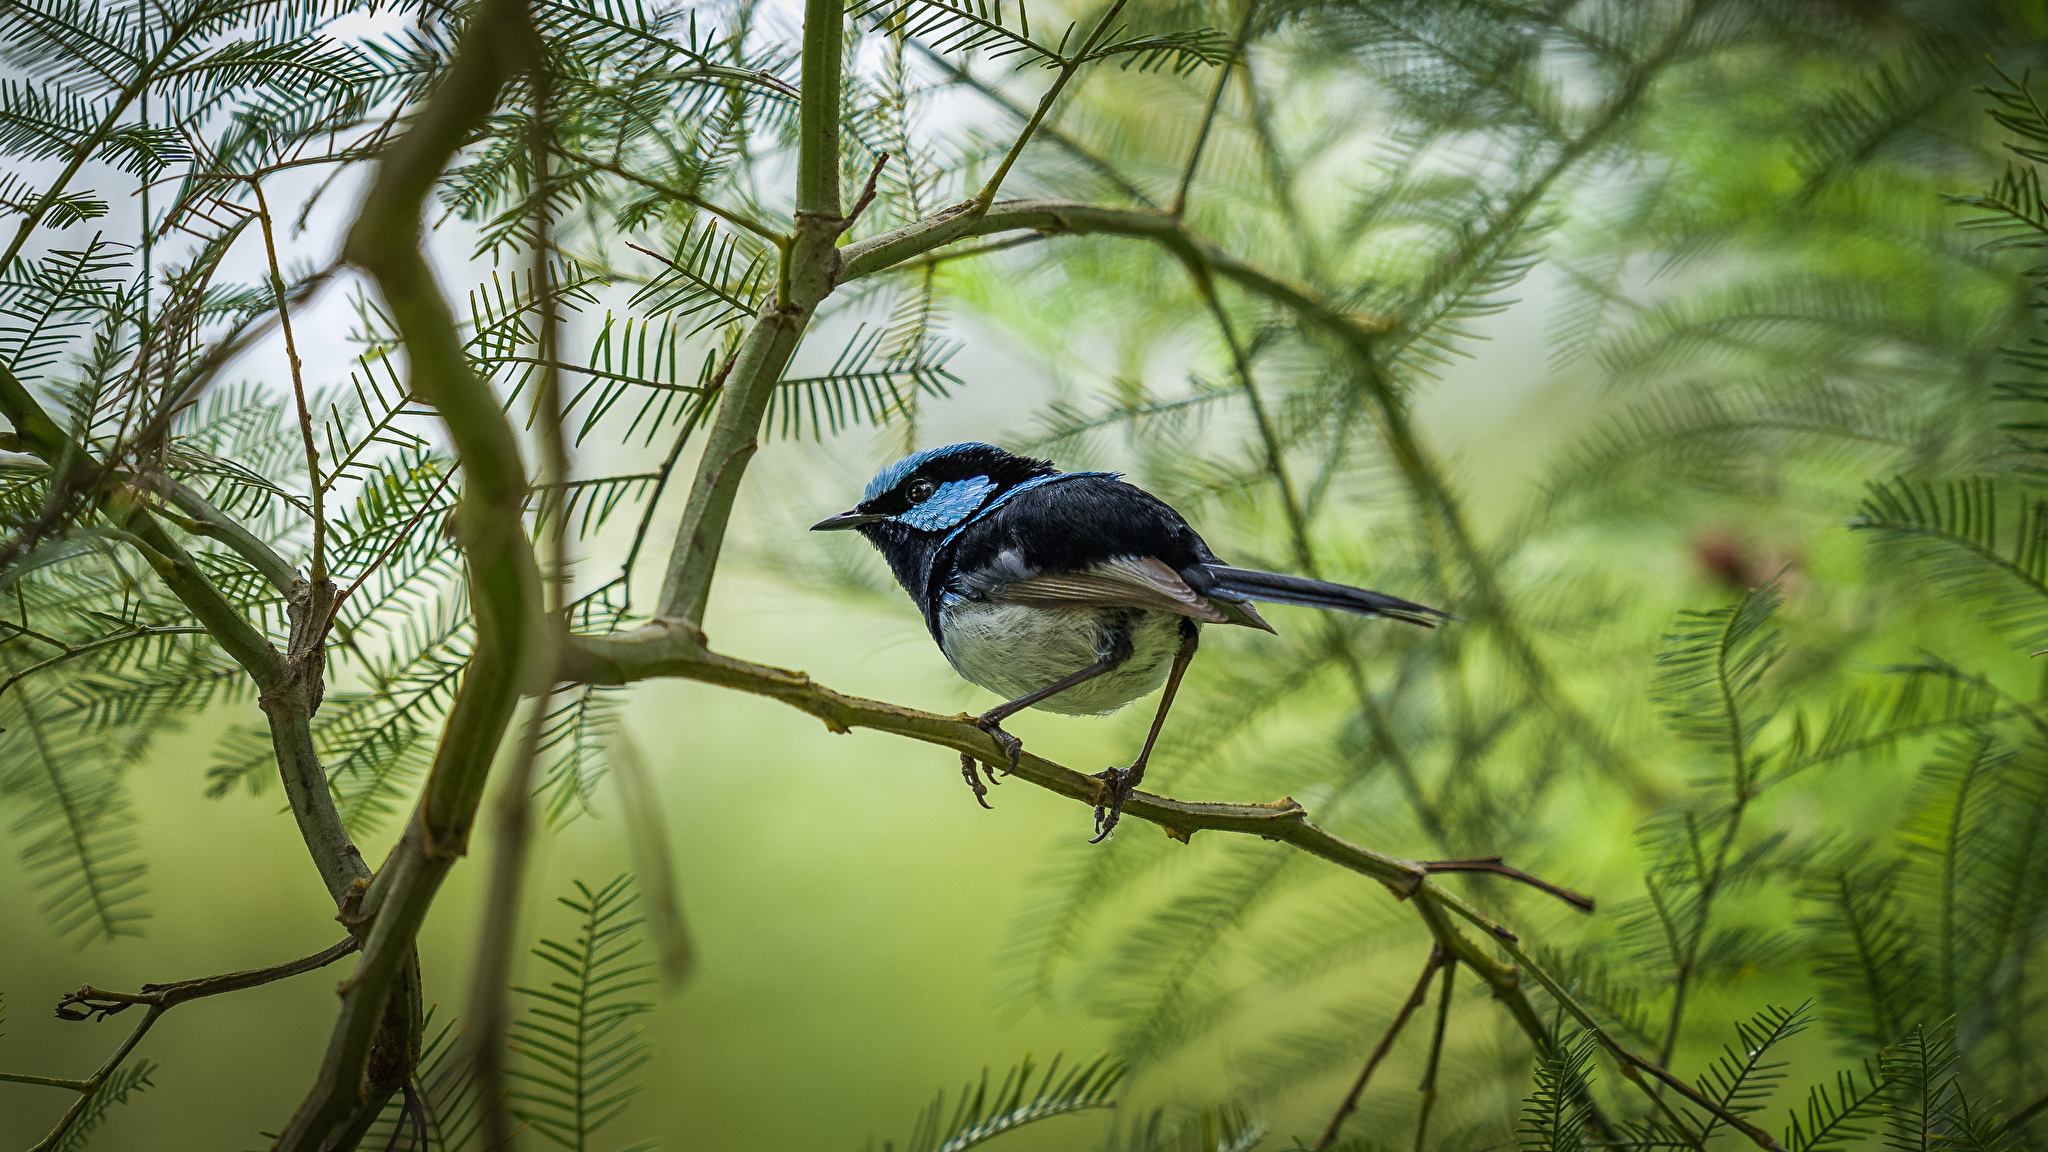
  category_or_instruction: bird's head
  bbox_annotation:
[810,442,1058,543]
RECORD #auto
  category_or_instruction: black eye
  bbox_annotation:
[906,478,937,504]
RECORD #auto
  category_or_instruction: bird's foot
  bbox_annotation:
[958,751,997,810]
[958,714,1022,809]
[1090,766,1136,843]
[972,713,1024,776]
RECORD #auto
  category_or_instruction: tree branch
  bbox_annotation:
[556,629,1794,1147]
[274,1,548,1146]
[650,0,848,624]
[1315,946,1444,1150]
[5,939,357,1152]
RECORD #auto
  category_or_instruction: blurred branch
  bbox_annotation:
[2,939,357,1152]
[1170,0,1256,216]
[277,0,548,1145]
[1315,946,1445,1151]
[912,40,1157,207]
[558,145,790,245]
[1187,252,1453,850]
[840,195,1655,800]
[969,0,1133,211]
[471,77,571,1149]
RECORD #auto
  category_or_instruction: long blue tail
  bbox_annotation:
[1200,565,1451,628]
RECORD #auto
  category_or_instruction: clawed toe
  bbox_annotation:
[958,752,994,809]
[1090,766,1135,843]
[959,715,1024,809]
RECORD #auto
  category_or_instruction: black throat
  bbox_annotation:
[856,519,943,617]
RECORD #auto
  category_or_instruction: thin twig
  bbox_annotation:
[5,939,357,1152]
[841,152,891,231]
[1412,960,1456,1152]
[250,177,325,582]
[325,467,459,634]
[1170,0,1256,216]
[557,147,789,245]
[971,0,1132,210]
[0,625,210,701]
[911,41,1155,206]
[1420,857,1596,913]
[1316,947,1444,1150]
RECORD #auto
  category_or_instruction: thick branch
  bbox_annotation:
[650,0,847,623]
[154,475,299,591]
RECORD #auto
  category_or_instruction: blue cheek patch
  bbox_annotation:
[898,476,998,531]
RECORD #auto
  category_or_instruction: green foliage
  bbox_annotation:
[508,875,658,1152]
[1516,1030,1595,1152]
[6,0,2048,1148]
[874,1053,1127,1152]
[52,1059,157,1152]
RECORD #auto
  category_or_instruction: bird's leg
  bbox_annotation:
[959,633,1134,808]
[1092,620,1199,843]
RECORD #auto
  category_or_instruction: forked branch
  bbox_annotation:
[1,939,357,1152]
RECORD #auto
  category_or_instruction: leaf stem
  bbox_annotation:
[970,0,1131,211]
[249,177,326,584]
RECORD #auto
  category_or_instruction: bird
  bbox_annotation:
[812,442,1450,840]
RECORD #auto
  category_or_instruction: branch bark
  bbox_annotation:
[650,0,848,625]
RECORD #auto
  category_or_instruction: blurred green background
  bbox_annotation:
[7,0,2048,1149]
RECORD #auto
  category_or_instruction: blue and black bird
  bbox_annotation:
[812,443,1449,840]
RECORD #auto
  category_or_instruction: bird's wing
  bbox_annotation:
[993,555,1234,623]
[942,476,1278,631]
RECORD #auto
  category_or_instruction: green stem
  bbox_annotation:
[970,0,1133,211]
[652,0,846,624]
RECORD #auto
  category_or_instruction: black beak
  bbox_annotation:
[811,510,884,531]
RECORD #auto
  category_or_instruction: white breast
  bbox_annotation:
[938,602,1185,716]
